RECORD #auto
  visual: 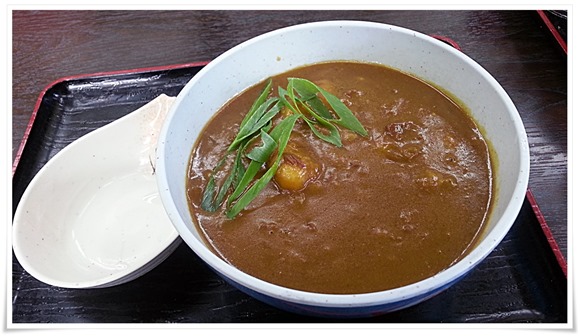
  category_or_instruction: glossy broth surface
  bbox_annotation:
[186,62,493,294]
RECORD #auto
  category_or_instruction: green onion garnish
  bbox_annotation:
[201,77,368,219]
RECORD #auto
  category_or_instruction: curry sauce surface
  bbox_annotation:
[187,62,493,294]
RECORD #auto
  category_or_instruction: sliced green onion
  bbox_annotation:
[200,77,368,218]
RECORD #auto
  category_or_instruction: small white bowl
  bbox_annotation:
[13,95,180,288]
[156,21,529,317]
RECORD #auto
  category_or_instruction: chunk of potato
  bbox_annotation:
[270,143,320,191]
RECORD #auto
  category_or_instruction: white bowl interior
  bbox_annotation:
[13,95,179,288]
[157,21,529,306]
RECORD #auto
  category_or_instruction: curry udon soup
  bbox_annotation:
[186,61,494,295]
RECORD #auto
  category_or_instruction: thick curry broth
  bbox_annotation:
[187,61,493,294]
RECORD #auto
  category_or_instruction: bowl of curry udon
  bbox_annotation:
[156,21,529,317]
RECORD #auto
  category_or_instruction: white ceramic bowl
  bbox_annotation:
[13,95,180,288]
[156,21,529,317]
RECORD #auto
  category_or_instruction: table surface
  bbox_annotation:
[11,9,568,319]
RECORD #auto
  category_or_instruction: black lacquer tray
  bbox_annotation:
[11,62,567,323]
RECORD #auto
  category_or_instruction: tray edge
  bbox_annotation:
[536,9,567,54]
